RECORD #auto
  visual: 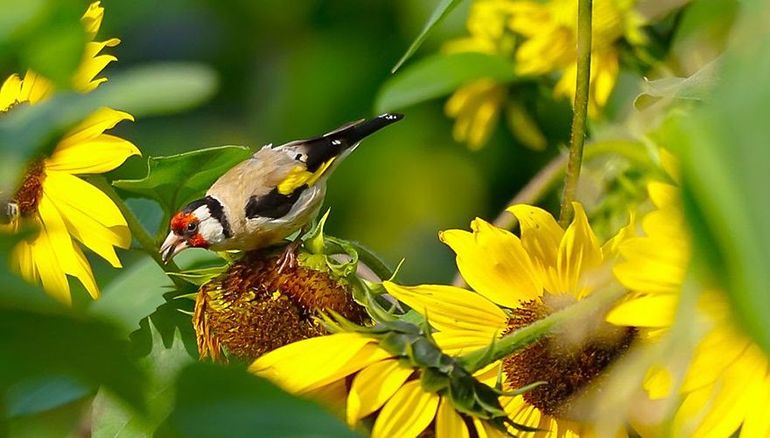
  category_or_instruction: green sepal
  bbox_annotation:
[167,265,228,286]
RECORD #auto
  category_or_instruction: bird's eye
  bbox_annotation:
[186,222,198,233]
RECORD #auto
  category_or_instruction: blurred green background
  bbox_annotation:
[99,0,558,285]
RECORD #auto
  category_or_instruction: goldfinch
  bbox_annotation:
[159,113,403,266]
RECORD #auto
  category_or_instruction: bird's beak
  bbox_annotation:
[160,232,188,264]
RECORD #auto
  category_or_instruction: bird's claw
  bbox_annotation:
[276,240,301,274]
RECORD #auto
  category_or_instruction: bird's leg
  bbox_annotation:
[276,226,309,273]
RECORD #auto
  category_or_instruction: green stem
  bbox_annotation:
[91,177,183,283]
[459,285,626,373]
[559,0,593,228]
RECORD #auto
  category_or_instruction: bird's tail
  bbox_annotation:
[301,113,403,172]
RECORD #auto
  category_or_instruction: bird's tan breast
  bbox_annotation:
[206,148,296,235]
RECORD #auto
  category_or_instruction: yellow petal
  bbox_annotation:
[33,197,88,304]
[48,134,140,174]
[347,358,414,426]
[73,38,121,92]
[643,365,673,400]
[70,242,99,298]
[81,1,105,37]
[648,182,679,210]
[0,74,22,111]
[436,397,469,438]
[371,380,439,438]
[473,417,508,438]
[556,203,603,296]
[383,282,507,334]
[11,231,42,287]
[440,218,542,307]
[432,331,501,356]
[606,294,678,328]
[507,204,564,291]
[685,346,767,438]
[614,236,686,295]
[601,211,635,260]
[681,329,751,393]
[43,171,130,266]
[740,370,770,438]
[58,107,134,148]
[250,333,392,393]
[19,70,54,104]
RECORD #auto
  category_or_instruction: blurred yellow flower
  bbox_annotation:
[511,0,644,116]
[444,0,645,148]
[608,179,770,437]
[0,2,139,303]
[384,203,637,436]
[250,332,508,438]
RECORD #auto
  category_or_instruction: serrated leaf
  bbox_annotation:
[91,319,194,438]
[113,146,251,216]
[377,52,516,112]
[391,0,465,73]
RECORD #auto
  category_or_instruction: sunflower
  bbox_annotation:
[608,176,770,436]
[0,2,139,303]
[383,203,637,436]
[443,0,646,148]
[509,0,645,117]
[250,331,509,438]
[442,0,516,149]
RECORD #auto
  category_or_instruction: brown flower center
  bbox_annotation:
[14,160,46,217]
[502,294,636,417]
[194,252,368,362]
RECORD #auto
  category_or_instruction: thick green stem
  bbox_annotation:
[559,0,593,227]
[91,177,184,283]
[459,285,626,373]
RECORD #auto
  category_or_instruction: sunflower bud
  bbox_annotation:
[194,252,368,362]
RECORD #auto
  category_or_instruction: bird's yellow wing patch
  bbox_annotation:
[277,157,336,195]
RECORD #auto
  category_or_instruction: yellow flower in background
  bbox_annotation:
[443,0,645,148]
[510,0,645,116]
[250,332,507,438]
[608,176,770,437]
[384,203,637,436]
[443,1,518,149]
[0,2,139,303]
[3,1,121,102]
[445,79,507,150]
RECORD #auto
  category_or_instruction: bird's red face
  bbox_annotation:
[160,211,209,263]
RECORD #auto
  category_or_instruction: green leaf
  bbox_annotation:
[92,319,194,438]
[112,146,251,216]
[5,376,90,418]
[157,363,358,438]
[97,63,219,117]
[88,250,215,337]
[376,52,516,112]
[670,2,770,354]
[391,0,466,73]
[0,307,147,414]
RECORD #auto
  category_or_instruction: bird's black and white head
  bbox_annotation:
[160,196,231,263]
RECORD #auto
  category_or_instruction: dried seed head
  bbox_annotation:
[194,252,368,362]
[503,295,636,417]
[14,160,46,217]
